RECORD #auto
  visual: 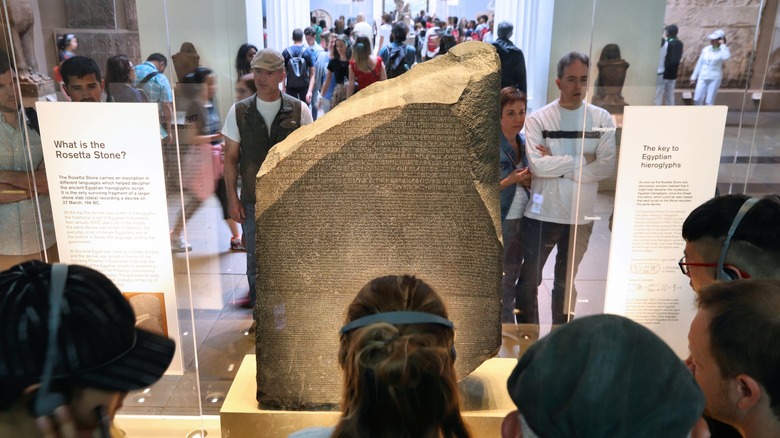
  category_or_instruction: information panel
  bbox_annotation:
[604,105,727,357]
[37,102,182,373]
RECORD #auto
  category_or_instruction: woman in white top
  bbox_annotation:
[690,29,730,106]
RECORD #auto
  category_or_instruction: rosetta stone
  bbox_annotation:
[254,42,503,409]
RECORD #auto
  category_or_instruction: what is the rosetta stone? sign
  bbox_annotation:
[254,42,503,409]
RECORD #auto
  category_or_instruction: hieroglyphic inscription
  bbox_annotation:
[65,0,116,28]
[255,43,502,410]
[279,107,472,194]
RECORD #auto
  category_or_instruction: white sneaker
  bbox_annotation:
[171,236,192,252]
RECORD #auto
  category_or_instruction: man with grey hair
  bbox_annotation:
[515,52,616,325]
[353,13,374,48]
[492,21,526,93]
[222,48,313,310]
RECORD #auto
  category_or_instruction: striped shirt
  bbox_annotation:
[523,99,616,225]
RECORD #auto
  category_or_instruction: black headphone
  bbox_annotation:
[716,197,759,281]
[340,311,457,360]
[32,263,69,417]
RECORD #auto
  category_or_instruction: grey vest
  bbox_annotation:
[235,93,302,204]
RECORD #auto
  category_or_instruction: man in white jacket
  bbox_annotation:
[515,52,616,325]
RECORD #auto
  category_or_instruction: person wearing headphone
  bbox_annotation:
[680,194,780,437]
[680,194,780,292]
[0,261,175,437]
[290,275,471,438]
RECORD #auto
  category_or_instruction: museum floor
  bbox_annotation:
[114,109,780,434]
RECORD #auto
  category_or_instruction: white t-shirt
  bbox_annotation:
[222,95,313,141]
[423,26,441,58]
[506,186,529,220]
[657,40,668,74]
[377,23,392,51]
[354,21,374,44]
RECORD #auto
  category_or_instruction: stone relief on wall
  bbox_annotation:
[592,43,629,114]
[171,42,200,83]
[1,0,48,83]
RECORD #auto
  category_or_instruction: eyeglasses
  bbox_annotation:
[678,255,751,278]
[678,256,718,276]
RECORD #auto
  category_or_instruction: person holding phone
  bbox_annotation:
[498,87,552,324]
[499,87,533,323]
[0,261,175,437]
[690,29,730,106]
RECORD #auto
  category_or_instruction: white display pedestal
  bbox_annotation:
[221,355,517,438]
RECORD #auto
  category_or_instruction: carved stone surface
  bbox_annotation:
[664,0,763,88]
[593,43,630,114]
[65,0,116,29]
[171,43,200,83]
[19,80,55,97]
[124,0,138,31]
[1,0,46,83]
[254,42,503,410]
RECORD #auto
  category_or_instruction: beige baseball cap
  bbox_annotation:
[250,48,285,71]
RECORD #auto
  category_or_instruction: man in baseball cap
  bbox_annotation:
[0,261,175,437]
[222,48,312,313]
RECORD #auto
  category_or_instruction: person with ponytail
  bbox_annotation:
[346,33,386,99]
[291,275,471,438]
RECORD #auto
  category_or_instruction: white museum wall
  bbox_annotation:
[136,0,248,120]
[548,0,666,107]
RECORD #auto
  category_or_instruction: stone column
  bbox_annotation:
[265,0,311,52]
[494,0,554,112]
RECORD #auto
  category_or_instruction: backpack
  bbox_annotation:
[286,46,310,89]
[414,29,426,53]
[387,45,409,79]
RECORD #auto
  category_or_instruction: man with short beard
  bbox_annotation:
[60,56,104,102]
[681,193,780,437]
[688,280,780,438]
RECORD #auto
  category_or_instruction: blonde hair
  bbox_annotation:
[351,34,373,72]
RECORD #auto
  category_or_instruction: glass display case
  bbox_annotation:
[0,0,776,436]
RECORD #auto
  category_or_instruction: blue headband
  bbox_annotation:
[340,311,454,334]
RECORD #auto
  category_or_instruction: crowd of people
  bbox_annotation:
[0,7,772,438]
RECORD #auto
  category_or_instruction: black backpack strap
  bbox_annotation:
[138,71,159,86]
[24,107,40,135]
[288,45,302,59]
